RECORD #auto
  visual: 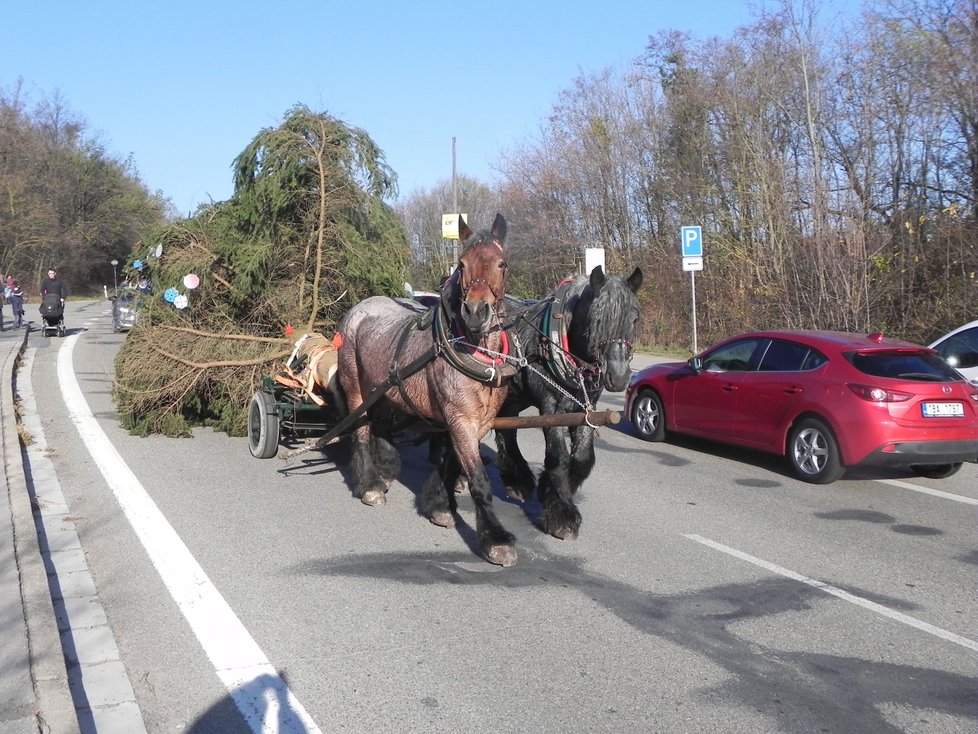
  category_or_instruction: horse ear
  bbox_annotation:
[490,213,507,244]
[589,265,606,294]
[458,217,473,243]
[627,267,643,293]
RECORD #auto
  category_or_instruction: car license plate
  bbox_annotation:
[921,402,964,417]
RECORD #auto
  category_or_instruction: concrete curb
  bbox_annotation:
[4,329,79,733]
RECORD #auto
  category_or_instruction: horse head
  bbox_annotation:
[450,213,509,339]
[573,265,643,393]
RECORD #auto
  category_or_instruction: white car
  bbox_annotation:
[929,320,978,385]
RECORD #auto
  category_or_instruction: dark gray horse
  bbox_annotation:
[495,265,643,539]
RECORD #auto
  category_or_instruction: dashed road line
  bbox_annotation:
[684,533,978,652]
[874,478,978,505]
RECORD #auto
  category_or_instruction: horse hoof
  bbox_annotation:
[430,511,455,528]
[551,528,578,541]
[361,490,386,506]
[454,477,469,494]
[486,545,518,567]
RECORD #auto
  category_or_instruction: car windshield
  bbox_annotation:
[848,350,962,382]
[932,325,978,369]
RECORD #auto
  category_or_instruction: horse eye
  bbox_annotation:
[499,261,508,270]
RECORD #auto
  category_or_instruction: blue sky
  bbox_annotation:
[4,1,780,216]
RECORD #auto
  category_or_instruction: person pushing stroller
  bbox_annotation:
[40,267,69,336]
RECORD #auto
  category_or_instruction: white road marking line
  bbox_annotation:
[875,478,978,505]
[684,534,978,652]
[57,332,322,734]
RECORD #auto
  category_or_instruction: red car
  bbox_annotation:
[626,330,978,484]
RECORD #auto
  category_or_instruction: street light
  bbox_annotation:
[110,259,119,294]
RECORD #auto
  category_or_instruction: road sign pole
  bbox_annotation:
[681,225,703,354]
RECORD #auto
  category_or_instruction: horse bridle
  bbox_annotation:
[458,239,509,301]
[595,337,635,362]
[574,317,636,389]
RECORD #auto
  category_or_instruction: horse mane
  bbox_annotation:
[558,269,635,359]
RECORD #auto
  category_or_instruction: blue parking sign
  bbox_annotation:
[681,226,703,257]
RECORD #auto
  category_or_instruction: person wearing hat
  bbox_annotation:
[4,276,24,328]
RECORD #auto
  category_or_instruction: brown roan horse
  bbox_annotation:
[335,214,522,566]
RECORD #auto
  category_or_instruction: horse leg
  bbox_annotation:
[456,434,518,566]
[537,425,582,540]
[349,424,389,506]
[418,449,459,528]
[426,433,468,493]
[494,423,536,502]
[371,434,401,489]
[567,424,596,494]
[427,434,445,465]
[337,337,388,507]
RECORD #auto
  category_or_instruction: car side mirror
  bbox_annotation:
[688,356,703,374]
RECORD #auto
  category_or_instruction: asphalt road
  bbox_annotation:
[22,299,978,733]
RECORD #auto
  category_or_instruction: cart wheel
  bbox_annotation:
[248,391,280,458]
[58,324,66,337]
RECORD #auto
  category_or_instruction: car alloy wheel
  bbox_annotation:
[788,417,845,484]
[631,389,666,441]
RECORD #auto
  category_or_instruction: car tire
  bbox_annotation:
[910,463,962,479]
[788,417,845,484]
[248,390,280,459]
[631,389,666,442]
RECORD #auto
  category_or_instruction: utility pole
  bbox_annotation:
[451,137,458,267]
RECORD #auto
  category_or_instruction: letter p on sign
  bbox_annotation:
[681,226,703,258]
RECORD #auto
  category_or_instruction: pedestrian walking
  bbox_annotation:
[4,277,25,328]
[40,268,69,302]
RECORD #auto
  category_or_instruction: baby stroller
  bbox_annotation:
[39,293,66,337]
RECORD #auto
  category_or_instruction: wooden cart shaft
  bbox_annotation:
[491,410,620,430]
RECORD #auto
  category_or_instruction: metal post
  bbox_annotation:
[111,259,119,293]
[451,137,458,269]
[690,271,698,354]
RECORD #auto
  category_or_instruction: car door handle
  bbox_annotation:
[722,384,738,392]
[784,387,802,394]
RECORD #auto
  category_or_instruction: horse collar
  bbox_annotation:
[543,280,583,375]
[433,300,517,386]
